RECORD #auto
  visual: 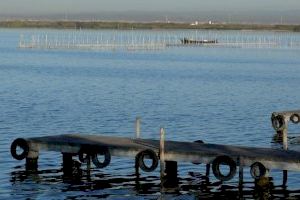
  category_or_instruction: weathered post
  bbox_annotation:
[62,153,74,176]
[160,127,166,179]
[282,126,288,187]
[160,127,178,188]
[271,111,291,186]
[205,164,210,177]
[135,117,141,138]
[238,156,244,186]
[26,142,39,171]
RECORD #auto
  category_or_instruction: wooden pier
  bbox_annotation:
[10,125,300,187]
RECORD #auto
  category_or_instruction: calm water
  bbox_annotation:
[1,28,300,199]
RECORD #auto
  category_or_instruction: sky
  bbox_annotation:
[0,0,300,23]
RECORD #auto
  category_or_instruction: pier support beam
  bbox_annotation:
[238,157,244,186]
[159,127,166,179]
[162,161,178,188]
[25,143,39,171]
[205,164,210,177]
[26,158,38,171]
[62,153,75,176]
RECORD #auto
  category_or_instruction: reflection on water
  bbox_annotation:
[9,162,300,200]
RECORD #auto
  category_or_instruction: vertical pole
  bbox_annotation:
[25,143,39,171]
[160,127,166,179]
[62,153,73,176]
[87,155,91,175]
[238,157,244,186]
[135,155,140,177]
[282,127,288,151]
[135,117,141,138]
[205,164,210,177]
[282,125,288,186]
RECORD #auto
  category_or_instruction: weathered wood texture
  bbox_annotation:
[26,134,300,171]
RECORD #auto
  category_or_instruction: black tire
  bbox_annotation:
[136,149,158,172]
[91,147,111,168]
[11,138,29,160]
[271,115,285,131]
[290,114,300,124]
[250,162,267,179]
[212,155,236,181]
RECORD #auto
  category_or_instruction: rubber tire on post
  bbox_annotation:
[250,162,267,180]
[91,147,111,168]
[290,113,300,124]
[136,149,158,172]
[212,155,236,181]
[11,138,29,160]
[271,115,285,131]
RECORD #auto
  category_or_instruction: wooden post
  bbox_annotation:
[26,143,39,171]
[86,155,91,178]
[205,164,210,177]
[238,157,244,199]
[238,157,244,186]
[160,127,166,179]
[26,158,38,171]
[62,153,73,176]
[135,117,141,138]
[134,155,140,179]
[282,127,288,186]
[282,127,288,151]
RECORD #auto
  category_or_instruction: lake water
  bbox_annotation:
[1,28,300,199]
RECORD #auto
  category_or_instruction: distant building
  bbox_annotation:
[190,21,199,26]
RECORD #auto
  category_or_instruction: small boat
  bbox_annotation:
[180,38,218,45]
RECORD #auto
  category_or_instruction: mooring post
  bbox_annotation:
[86,155,91,178]
[135,155,140,179]
[282,127,288,186]
[159,127,178,188]
[62,153,74,176]
[25,143,39,171]
[160,127,166,179]
[238,156,244,186]
[164,161,178,187]
[135,117,141,138]
[282,127,288,151]
[205,164,210,177]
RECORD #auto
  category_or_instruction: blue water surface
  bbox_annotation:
[1,28,300,199]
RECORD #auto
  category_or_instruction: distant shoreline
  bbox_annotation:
[1,20,300,32]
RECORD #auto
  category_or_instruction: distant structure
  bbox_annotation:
[190,21,199,26]
[18,30,300,51]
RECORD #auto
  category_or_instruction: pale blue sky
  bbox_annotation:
[1,0,300,23]
[1,0,299,14]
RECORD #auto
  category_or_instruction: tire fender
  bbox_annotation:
[11,138,29,160]
[91,147,111,168]
[136,149,158,172]
[212,155,237,181]
[250,162,267,179]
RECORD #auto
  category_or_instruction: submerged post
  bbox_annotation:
[135,117,141,138]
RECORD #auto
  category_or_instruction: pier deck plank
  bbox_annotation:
[27,134,300,171]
